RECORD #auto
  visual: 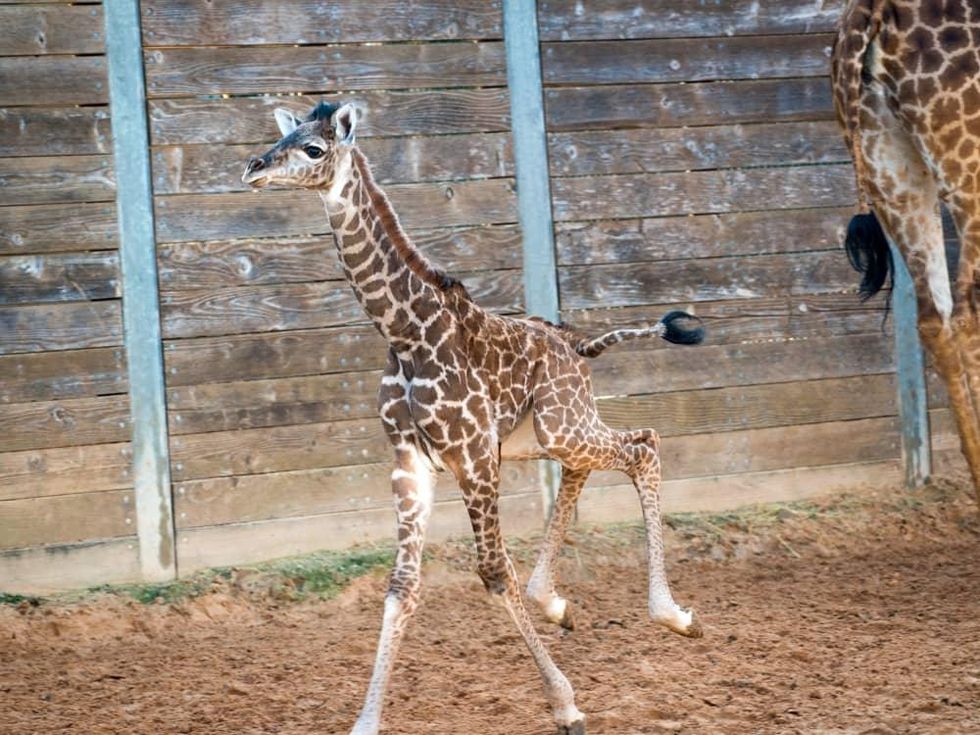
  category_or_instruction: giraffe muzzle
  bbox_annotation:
[242,156,270,188]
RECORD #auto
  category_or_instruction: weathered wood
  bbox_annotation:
[161,270,522,339]
[537,0,845,41]
[141,0,501,45]
[152,133,512,195]
[0,489,133,550]
[168,370,383,435]
[169,417,390,481]
[164,326,386,386]
[0,107,113,158]
[0,56,107,106]
[143,43,506,98]
[0,202,118,255]
[158,225,522,290]
[542,34,834,86]
[0,4,104,55]
[596,373,897,437]
[555,208,849,266]
[0,301,123,355]
[174,461,537,529]
[0,536,140,595]
[148,89,511,146]
[0,394,130,452]
[559,251,856,310]
[546,78,834,132]
[0,252,120,305]
[590,333,894,397]
[0,442,131,502]
[552,165,856,222]
[176,492,542,574]
[548,121,848,178]
[578,460,900,525]
[0,155,116,206]
[0,347,126,403]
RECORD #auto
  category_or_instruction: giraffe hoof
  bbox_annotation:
[678,609,704,639]
[557,719,586,735]
[559,603,576,631]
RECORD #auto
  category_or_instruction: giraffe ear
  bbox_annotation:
[273,108,301,137]
[332,103,357,145]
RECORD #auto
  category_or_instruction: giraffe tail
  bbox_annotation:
[575,311,704,358]
[845,211,893,300]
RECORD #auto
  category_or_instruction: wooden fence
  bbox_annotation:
[0,0,941,593]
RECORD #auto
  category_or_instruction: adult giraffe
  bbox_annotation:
[242,101,705,735]
[833,0,980,500]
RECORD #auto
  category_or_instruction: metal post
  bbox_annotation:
[503,0,562,513]
[104,0,177,580]
[888,241,932,488]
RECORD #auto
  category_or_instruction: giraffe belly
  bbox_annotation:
[500,411,548,460]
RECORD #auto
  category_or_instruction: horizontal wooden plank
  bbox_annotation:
[175,461,537,529]
[0,4,103,55]
[141,0,501,45]
[552,164,856,222]
[555,207,849,266]
[168,370,382,435]
[549,121,848,178]
[157,224,522,290]
[152,132,512,195]
[578,459,900,526]
[149,89,511,146]
[0,394,130,452]
[0,56,106,106]
[0,346,125,403]
[169,417,390,481]
[0,107,112,158]
[176,491,541,574]
[0,202,117,255]
[0,301,123,355]
[154,178,517,242]
[597,373,898,438]
[161,269,521,339]
[537,0,844,41]
[144,42,506,98]
[590,333,894,397]
[0,536,140,595]
[164,326,385,386]
[0,489,133,550]
[559,251,856,310]
[546,77,834,132]
[0,442,131,502]
[0,252,119,304]
[542,34,833,86]
[0,155,115,206]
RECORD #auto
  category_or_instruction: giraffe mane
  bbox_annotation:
[351,149,471,300]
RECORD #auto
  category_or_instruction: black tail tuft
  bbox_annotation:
[844,212,892,301]
[661,310,705,345]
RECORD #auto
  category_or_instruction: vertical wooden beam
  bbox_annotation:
[889,241,932,488]
[105,0,176,580]
[503,0,561,513]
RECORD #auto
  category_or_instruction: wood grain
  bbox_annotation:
[0,56,107,106]
[0,202,118,255]
[0,107,113,158]
[141,0,501,45]
[0,442,131,502]
[0,252,120,304]
[0,536,140,595]
[0,301,123,355]
[0,4,103,55]
[0,489,133,550]
[0,394,130,452]
[0,347,126,403]
[0,155,115,205]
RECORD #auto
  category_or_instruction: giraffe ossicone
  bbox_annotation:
[243,99,705,735]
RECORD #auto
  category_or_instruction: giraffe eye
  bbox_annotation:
[304,145,324,159]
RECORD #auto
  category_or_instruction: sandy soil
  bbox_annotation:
[2,477,980,735]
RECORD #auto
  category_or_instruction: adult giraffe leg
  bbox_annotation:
[349,444,433,735]
[456,448,585,735]
[527,466,591,629]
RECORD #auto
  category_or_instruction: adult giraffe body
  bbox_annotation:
[243,102,705,735]
[834,0,980,499]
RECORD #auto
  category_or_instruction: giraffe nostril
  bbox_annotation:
[247,156,265,172]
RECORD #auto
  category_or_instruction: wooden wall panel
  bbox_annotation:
[0,5,104,56]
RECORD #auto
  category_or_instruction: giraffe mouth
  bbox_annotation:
[243,172,270,189]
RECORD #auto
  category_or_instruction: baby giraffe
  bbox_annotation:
[243,101,705,735]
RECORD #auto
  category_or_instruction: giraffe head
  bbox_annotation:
[242,101,356,190]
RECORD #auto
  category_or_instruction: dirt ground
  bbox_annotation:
[3,477,980,735]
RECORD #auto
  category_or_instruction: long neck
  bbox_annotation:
[320,148,452,349]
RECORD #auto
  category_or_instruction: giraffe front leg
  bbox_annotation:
[349,444,433,735]
[626,432,703,639]
[527,466,590,630]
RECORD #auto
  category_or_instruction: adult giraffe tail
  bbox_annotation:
[575,311,704,358]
